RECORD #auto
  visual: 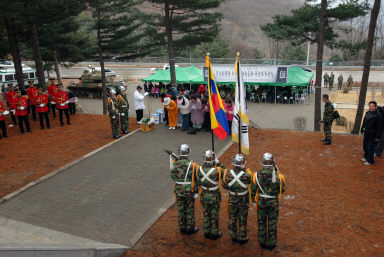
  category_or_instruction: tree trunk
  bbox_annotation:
[314,0,327,132]
[352,0,381,134]
[53,50,62,85]
[96,5,107,115]
[164,0,176,88]
[4,18,24,90]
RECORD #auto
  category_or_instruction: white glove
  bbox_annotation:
[40,104,44,107]
[144,92,149,96]
[20,106,25,110]
[120,113,125,116]
[194,194,199,199]
[60,103,65,107]
[51,102,56,105]
[167,106,170,109]
[66,101,69,104]
[112,116,116,119]
[215,158,220,164]
[253,203,256,207]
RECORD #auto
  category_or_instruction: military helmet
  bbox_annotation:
[179,144,191,157]
[202,150,215,163]
[232,154,246,168]
[119,85,126,91]
[110,89,116,95]
[260,152,274,167]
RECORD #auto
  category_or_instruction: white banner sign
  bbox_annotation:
[209,65,288,83]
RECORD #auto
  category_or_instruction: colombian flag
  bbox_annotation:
[206,55,229,140]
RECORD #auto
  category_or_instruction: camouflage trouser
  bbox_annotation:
[201,190,221,235]
[228,195,249,241]
[338,83,342,90]
[257,200,279,247]
[176,193,195,231]
[110,114,120,137]
[324,122,332,139]
[119,108,129,131]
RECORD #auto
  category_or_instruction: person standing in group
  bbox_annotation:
[0,101,8,138]
[347,75,353,90]
[361,101,382,165]
[14,89,31,134]
[108,89,120,139]
[133,85,148,123]
[329,72,335,90]
[225,99,234,135]
[337,74,343,90]
[67,90,76,115]
[222,154,252,244]
[5,85,17,126]
[166,95,178,130]
[190,95,204,131]
[202,97,211,132]
[55,84,71,127]
[321,94,334,145]
[48,79,58,118]
[36,87,50,130]
[196,150,223,240]
[170,144,199,235]
[117,86,130,134]
[177,89,191,131]
[375,106,384,158]
[27,80,38,121]
[323,72,329,88]
[251,153,286,250]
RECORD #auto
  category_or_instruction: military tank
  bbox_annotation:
[68,67,122,98]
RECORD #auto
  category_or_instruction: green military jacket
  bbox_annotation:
[338,75,343,84]
[117,93,129,112]
[329,74,335,84]
[322,100,334,124]
[251,167,286,206]
[222,168,251,201]
[196,164,223,203]
[347,76,353,85]
[108,97,119,116]
[171,159,198,195]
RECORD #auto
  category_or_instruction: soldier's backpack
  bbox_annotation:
[333,110,340,120]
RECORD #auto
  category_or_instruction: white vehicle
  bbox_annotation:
[0,61,38,91]
[162,63,179,70]
[83,65,116,77]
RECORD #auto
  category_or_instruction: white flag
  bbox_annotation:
[232,57,250,155]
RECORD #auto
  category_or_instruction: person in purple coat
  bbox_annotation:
[190,95,204,131]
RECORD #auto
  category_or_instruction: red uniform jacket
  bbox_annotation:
[14,96,28,116]
[0,102,6,121]
[36,93,49,113]
[5,91,17,109]
[27,86,38,105]
[48,84,58,101]
[55,91,68,109]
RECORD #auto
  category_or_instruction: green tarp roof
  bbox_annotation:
[142,65,314,87]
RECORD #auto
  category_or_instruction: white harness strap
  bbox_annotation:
[184,162,192,182]
[255,172,276,199]
[228,170,247,189]
[200,167,217,185]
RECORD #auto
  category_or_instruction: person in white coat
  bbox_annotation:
[133,86,149,122]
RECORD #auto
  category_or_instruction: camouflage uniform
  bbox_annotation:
[251,167,285,249]
[196,163,223,237]
[337,75,343,90]
[171,159,198,232]
[107,97,120,138]
[347,75,353,89]
[117,93,129,133]
[323,73,329,88]
[222,168,252,242]
[329,73,335,90]
[322,100,334,140]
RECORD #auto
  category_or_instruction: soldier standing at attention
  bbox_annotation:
[196,150,223,240]
[26,80,38,121]
[323,72,329,88]
[170,144,199,234]
[55,84,71,126]
[108,89,120,139]
[36,87,50,130]
[329,72,335,90]
[251,153,285,250]
[222,154,252,244]
[48,79,58,118]
[337,74,343,90]
[5,85,17,126]
[117,85,130,134]
[321,94,334,145]
[347,75,353,90]
[15,89,31,134]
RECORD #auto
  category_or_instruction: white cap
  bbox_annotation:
[163,97,171,106]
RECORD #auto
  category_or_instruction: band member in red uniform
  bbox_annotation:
[15,89,31,134]
[5,85,17,125]
[36,87,50,129]
[0,101,8,139]
[55,84,71,126]
[27,80,38,121]
[48,79,58,118]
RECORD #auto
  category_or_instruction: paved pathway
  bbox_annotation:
[0,124,230,248]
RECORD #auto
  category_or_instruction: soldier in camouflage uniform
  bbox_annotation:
[329,72,335,90]
[107,89,120,139]
[196,150,223,240]
[337,74,343,90]
[321,94,334,145]
[117,85,130,134]
[347,75,353,90]
[170,144,199,234]
[251,153,286,250]
[222,154,252,244]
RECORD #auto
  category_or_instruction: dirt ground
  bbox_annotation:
[124,128,384,257]
[330,90,384,105]
[0,113,138,198]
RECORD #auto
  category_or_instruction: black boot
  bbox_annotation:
[238,238,249,245]
[231,238,237,244]
[259,242,268,249]
[210,232,222,240]
[180,228,188,234]
[324,139,332,145]
[320,138,327,142]
[266,245,276,251]
[186,227,198,234]
[204,233,211,239]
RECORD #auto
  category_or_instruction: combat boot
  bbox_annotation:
[323,139,331,145]
[237,238,249,245]
[204,233,211,239]
[320,138,327,142]
[186,227,198,234]
[210,232,222,240]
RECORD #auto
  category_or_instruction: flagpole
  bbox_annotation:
[236,52,241,154]
[207,53,215,152]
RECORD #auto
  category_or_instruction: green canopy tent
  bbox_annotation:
[142,66,202,84]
